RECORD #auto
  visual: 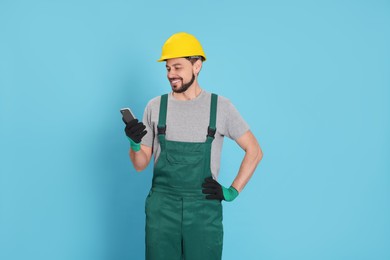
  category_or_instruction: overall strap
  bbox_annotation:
[157,94,168,137]
[206,93,218,143]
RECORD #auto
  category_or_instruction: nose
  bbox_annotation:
[167,70,176,79]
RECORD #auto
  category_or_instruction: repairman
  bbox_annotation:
[123,32,263,260]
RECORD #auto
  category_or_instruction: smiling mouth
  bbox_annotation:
[170,78,182,84]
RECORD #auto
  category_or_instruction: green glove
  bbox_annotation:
[123,118,147,152]
[222,186,239,202]
[127,137,141,152]
[202,177,239,202]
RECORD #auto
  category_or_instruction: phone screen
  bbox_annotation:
[120,108,136,123]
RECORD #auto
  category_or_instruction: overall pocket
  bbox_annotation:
[166,150,203,165]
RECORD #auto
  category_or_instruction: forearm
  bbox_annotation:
[232,140,263,192]
[129,145,152,172]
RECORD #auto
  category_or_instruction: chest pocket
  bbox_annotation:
[166,150,204,165]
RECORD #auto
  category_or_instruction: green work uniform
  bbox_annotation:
[145,93,223,260]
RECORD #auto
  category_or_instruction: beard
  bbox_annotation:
[171,73,196,93]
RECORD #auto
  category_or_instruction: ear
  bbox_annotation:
[193,59,202,75]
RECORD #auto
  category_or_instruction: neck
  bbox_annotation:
[172,83,202,101]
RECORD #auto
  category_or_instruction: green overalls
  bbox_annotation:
[145,93,223,260]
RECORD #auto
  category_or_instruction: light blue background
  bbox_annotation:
[1,0,389,259]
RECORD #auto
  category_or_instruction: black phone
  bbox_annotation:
[120,108,136,123]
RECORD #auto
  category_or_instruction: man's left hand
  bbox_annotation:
[202,177,239,202]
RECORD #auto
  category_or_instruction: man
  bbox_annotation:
[123,32,263,260]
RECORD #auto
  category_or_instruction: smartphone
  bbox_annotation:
[120,108,136,123]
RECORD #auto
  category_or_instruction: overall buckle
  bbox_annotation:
[157,126,166,135]
[207,127,216,139]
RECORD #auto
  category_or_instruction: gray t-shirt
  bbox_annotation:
[141,90,249,180]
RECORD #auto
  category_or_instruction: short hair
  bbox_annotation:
[185,56,205,64]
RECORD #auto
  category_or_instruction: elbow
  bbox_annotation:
[134,167,143,172]
[244,142,263,165]
[134,164,147,172]
[255,145,263,165]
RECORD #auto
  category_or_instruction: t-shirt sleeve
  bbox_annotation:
[141,101,154,148]
[223,100,250,141]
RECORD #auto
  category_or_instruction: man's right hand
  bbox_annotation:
[123,118,147,151]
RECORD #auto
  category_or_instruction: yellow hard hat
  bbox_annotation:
[157,32,207,62]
